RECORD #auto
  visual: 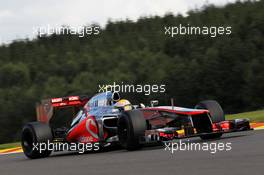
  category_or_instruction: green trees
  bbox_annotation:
[0,63,30,88]
[0,0,263,143]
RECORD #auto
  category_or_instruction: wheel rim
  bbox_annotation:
[118,117,129,144]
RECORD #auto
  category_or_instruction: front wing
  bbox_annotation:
[143,118,251,142]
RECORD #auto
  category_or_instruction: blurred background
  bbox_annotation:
[0,0,263,143]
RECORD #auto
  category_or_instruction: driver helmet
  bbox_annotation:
[114,99,132,110]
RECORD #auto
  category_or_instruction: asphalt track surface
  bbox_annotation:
[1,130,264,175]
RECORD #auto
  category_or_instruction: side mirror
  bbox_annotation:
[150,100,159,107]
[140,103,146,108]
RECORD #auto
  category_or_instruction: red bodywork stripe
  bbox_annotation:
[144,107,209,115]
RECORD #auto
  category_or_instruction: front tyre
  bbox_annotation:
[195,100,225,140]
[21,122,53,159]
[117,110,146,150]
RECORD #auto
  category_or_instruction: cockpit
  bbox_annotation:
[83,91,133,110]
[70,91,131,127]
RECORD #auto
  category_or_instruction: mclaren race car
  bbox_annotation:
[21,91,251,158]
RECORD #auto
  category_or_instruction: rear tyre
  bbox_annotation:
[117,110,146,150]
[21,122,53,159]
[195,100,225,140]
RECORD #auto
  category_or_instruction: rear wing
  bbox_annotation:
[36,95,89,123]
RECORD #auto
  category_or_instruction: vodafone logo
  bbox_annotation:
[85,118,99,139]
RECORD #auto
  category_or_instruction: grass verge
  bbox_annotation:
[226,109,264,122]
[0,142,21,150]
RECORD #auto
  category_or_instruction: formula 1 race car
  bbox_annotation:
[21,91,251,158]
